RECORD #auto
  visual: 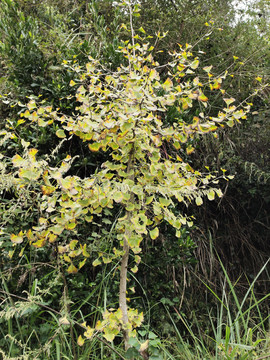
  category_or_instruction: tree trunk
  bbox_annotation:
[119,212,131,351]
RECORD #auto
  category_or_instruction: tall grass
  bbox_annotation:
[162,259,270,360]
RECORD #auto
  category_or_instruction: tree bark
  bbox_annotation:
[119,212,131,351]
[119,144,134,351]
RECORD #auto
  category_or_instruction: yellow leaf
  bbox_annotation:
[93,258,101,267]
[163,77,173,91]
[198,93,208,102]
[8,250,15,259]
[140,340,149,353]
[58,245,68,254]
[131,265,138,273]
[41,185,55,195]
[79,258,87,269]
[149,69,157,80]
[67,264,78,274]
[10,231,24,244]
[27,100,36,111]
[77,335,85,346]
[84,326,94,339]
[95,320,103,331]
[186,145,195,155]
[32,239,46,248]
[138,26,146,34]
[12,154,25,167]
[17,119,26,126]
[102,257,112,264]
[82,244,90,257]
[64,254,71,262]
[126,202,135,211]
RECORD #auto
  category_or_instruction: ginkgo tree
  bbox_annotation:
[1,1,251,353]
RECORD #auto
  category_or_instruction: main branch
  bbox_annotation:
[119,212,131,350]
[119,146,134,350]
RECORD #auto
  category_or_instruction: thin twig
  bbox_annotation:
[0,289,62,315]
[255,354,270,360]
[128,3,135,57]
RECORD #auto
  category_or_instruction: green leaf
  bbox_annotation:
[138,26,146,34]
[149,227,159,240]
[121,121,134,132]
[103,327,118,342]
[145,196,154,205]
[195,197,203,206]
[69,240,78,250]
[207,190,215,201]
[203,65,212,73]
[190,59,199,69]
[128,234,142,249]
[102,257,112,264]
[150,151,160,163]
[113,191,124,203]
[50,225,64,235]
[125,348,140,359]
[126,202,135,211]
[56,129,66,138]
[89,142,101,152]
[159,198,171,207]
[227,119,234,127]
[19,169,40,181]
[65,221,77,230]
[224,98,235,106]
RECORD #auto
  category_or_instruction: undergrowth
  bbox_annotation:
[0,257,269,360]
